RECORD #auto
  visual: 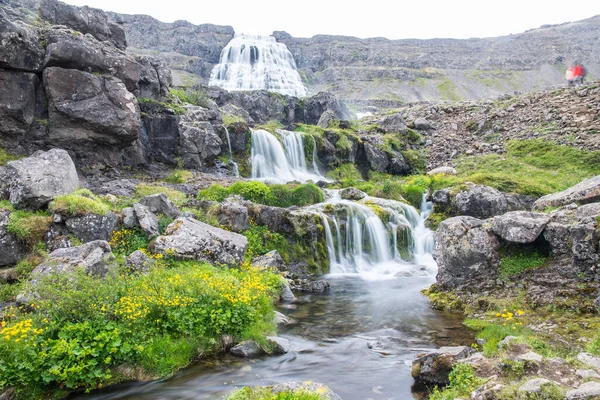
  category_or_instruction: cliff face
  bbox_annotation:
[273,17,600,105]
[106,12,234,86]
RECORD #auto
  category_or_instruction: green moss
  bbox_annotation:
[256,120,285,132]
[437,77,463,102]
[244,225,291,262]
[138,97,186,115]
[422,286,465,312]
[499,249,548,279]
[49,189,110,217]
[0,200,14,211]
[134,184,187,206]
[7,210,52,245]
[169,87,210,108]
[164,169,193,184]
[400,149,426,174]
[0,147,19,166]
[227,387,328,400]
[429,363,485,400]
[326,163,363,181]
[222,113,245,125]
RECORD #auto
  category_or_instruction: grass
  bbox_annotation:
[0,147,19,166]
[256,120,285,132]
[222,113,246,125]
[169,87,210,108]
[198,181,324,208]
[429,363,485,400]
[134,184,187,206]
[7,210,53,246]
[499,249,548,279]
[164,169,193,184]
[138,97,186,115]
[49,189,110,217]
[227,387,328,400]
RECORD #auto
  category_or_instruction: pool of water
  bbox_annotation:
[75,274,472,400]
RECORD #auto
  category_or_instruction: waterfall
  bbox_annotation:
[223,127,240,177]
[310,190,436,279]
[251,129,324,183]
[209,34,308,97]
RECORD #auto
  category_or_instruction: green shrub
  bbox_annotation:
[0,262,282,394]
[109,228,150,257]
[227,387,328,400]
[429,363,485,400]
[169,87,210,108]
[164,169,193,184]
[7,210,52,245]
[326,163,363,181]
[244,225,290,260]
[198,182,323,208]
[49,189,110,217]
[499,249,547,279]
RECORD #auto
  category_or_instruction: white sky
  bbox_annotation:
[62,0,599,40]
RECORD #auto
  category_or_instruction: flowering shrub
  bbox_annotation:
[0,262,282,395]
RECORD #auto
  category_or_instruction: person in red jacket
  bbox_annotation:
[573,64,586,85]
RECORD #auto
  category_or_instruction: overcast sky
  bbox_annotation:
[61,0,599,40]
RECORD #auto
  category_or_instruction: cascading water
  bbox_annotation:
[251,129,325,183]
[209,34,308,97]
[311,190,436,279]
[223,127,240,177]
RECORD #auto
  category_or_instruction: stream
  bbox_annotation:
[76,274,472,400]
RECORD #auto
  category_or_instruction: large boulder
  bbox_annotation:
[412,346,476,386]
[534,176,600,211]
[6,149,79,210]
[340,187,367,201]
[455,184,509,219]
[132,204,159,238]
[0,210,26,267]
[363,142,389,173]
[65,212,118,242]
[214,197,250,232]
[303,91,353,125]
[139,193,180,218]
[44,67,140,149]
[427,166,457,176]
[379,113,408,134]
[43,28,142,92]
[492,211,550,243]
[0,15,45,72]
[30,240,114,277]
[179,121,222,169]
[0,70,38,141]
[252,250,286,271]
[230,340,264,358]
[136,56,172,99]
[566,382,600,400]
[39,0,127,50]
[151,217,248,266]
[434,216,501,289]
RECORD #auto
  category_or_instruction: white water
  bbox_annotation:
[209,34,308,97]
[223,127,240,177]
[251,129,325,183]
[313,191,436,280]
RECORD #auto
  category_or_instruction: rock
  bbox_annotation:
[0,16,45,72]
[534,176,600,211]
[40,0,127,49]
[6,149,79,210]
[432,188,453,212]
[518,378,552,393]
[497,335,519,349]
[577,353,600,371]
[43,28,142,92]
[576,369,600,379]
[414,117,433,130]
[214,197,249,232]
[303,92,353,125]
[317,109,340,128]
[280,282,296,303]
[412,346,476,385]
[297,280,331,292]
[230,340,264,358]
[44,67,140,154]
[65,212,118,242]
[274,311,293,326]
[491,211,550,243]
[266,336,290,354]
[247,204,292,234]
[151,217,247,266]
[98,179,138,197]
[179,120,223,169]
[434,216,500,289]
[0,70,38,142]
[270,382,341,400]
[136,56,172,99]
[363,143,389,173]
[139,193,180,218]
[121,207,139,228]
[471,383,505,400]
[380,113,408,134]
[455,184,509,219]
[133,203,159,238]
[427,166,457,176]
[126,250,154,273]
[0,210,26,267]
[566,382,600,400]
[30,240,113,278]
[516,351,543,364]
[387,152,410,175]
[340,187,367,201]
[252,250,286,271]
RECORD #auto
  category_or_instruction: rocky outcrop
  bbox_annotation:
[302,92,354,124]
[566,382,600,400]
[65,212,118,242]
[132,203,159,238]
[40,0,127,50]
[0,13,45,72]
[151,217,248,266]
[139,193,180,218]
[252,250,286,271]
[5,149,79,210]
[411,346,476,385]
[533,176,600,211]
[434,216,501,289]
[491,211,550,243]
[178,107,223,169]
[44,67,140,149]
[0,70,38,143]
[30,240,114,277]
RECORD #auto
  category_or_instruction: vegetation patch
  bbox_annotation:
[164,169,193,184]
[198,181,324,208]
[499,249,547,279]
[429,363,485,400]
[0,262,282,396]
[49,189,110,217]
[134,184,187,206]
[169,87,210,108]
[227,386,328,400]
[138,97,186,115]
[0,147,19,166]
[7,210,52,246]
[244,225,291,262]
